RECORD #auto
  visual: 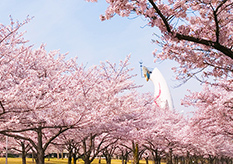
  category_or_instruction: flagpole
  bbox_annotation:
[139,60,143,78]
[5,136,8,164]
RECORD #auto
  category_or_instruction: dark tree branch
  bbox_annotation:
[1,125,73,133]
[175,33,233,60]
[0,31,14,44]
[1,132,37,150]
[0,101,5,116]
[213,9,220,43]
[215,0,228,13]
[147,0,233,60]
[148,0,171,33]
[43,127,70,151]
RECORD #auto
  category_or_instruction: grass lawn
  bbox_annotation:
[0,158,67,164]
[0,158,156,164]
[1,158,67,164]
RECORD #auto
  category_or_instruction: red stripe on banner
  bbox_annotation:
[154,83,161,107]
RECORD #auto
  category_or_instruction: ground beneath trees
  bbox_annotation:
[0,158,157,164]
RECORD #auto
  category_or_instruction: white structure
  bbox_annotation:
[142,66,173,111]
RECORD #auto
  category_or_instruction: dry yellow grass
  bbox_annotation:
[0,158,157,164]
[0,158,67,164]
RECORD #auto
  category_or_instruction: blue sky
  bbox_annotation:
[0,0,202,114]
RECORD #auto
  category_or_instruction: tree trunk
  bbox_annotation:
[193,155,198,164]
[181,157,185,164]
[103,150,112,164]
[185,152,191,164]
[32,151,35,163]
[68,147,72,164]
[106,158,112,164]
[121,151,129,164]
[125,158,128,164]
[174,156,178,164]
[57,152,60,159]
[167,148,172,164]
[105,154,112,164]
[48,154,50,161]
[122,157,125,164]
[132,142,139,164]
[84,158,92,164]
[36,148,45,164]
[209,156,214,164]
[21,142,27,164]
[36,128,45,164]
[145,157,149,164]
[73,153,77,164]
[200,157,205,164]
[125,151,129,164]
[121,152,125,164]
[99,157,101,164]
[152,149,161,164]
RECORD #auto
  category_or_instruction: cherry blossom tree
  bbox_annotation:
[0,48,145,164]
[0,16,146,164]
[133,104,191,164]
[187,119,233,164]
[183,80,233,140]
[0,134,6,157]
[116,145,131,164]
[87,0,233,84]
[101,141,119,164]
[114,93,160,164]
[84,2,233,161]
[8,139,32,164]
[182,80,233,162]
[55,58,161,164]
[5,3,233,164]
[0,43,88,164]
[52,83,156,164]
[0,19,95,164]
[0,17,32,130]
[59,91,153,164]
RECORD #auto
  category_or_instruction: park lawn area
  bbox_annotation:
[1,158,67,164]
[0,158,67,164]
[0,158,157,164]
